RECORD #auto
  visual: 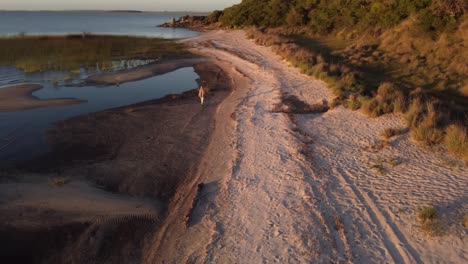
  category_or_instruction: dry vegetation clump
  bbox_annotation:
[444,124,468,161]
[370,161,386,175]
[408,101,445,146]
[388,157,403,167]
[361,82,406,117]
[418,206,441,236]
[370,140,391,153]
[49,177,69,187]
[246,28,290,47]
[381,127,407,139]
[274,95,329,114]
[245,28,364,98]
[244,27,467,162]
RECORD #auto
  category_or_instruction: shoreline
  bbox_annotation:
[0,58,235,262]
[86,57,207,85]
[0,57,208,113]
[0,29,466,263]
[0,10,211,15]
[146,30,468,263]
[0,84,85,112]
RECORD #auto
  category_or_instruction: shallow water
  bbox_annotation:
[0,60,157,87]
[0,67,199,162]
[0,11,200,38]
[0,11,202,164]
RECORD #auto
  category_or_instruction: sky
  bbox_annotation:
[0,0,242,12]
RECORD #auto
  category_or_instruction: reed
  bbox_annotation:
[0,34,189,73]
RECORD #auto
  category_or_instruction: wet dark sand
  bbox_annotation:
[0,61,232,263]
[86,57,208,85]
[0,84,85,112]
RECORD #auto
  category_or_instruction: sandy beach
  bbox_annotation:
[0,30,466,263]
[146,30,467,263]
[0,59,232,262]
[0,84,85,112]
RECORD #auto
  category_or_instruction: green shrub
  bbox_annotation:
[207,10,224,23]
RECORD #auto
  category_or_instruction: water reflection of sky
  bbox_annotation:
[0,11,201,39]
[0,59,156,88]
[0,67,199,162]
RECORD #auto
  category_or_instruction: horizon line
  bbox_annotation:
[0,9,214,14]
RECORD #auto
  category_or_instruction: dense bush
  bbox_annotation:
[218,1,467,160]
[207,10,224,24]
[216,0,466,35]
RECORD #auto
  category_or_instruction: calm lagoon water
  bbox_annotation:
[0,11,202,163]
[0,11,200,38]
[0,67,199,162]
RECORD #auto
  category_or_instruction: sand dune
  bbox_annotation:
[149,30,467,263]
[1,30,466,263]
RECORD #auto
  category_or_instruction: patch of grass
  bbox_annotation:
[444,124,468,162]
[405,98,425,128]
[49,177,69,187]
[366,140,391,153]
[277,95,329,114]
[361,82,407,117]
[370,160,386,175]
[381,127,406,139]
[409,101,445,145]
[418,206,437,221]
[0,34,189,73]
[418,206,441,236]
[243,27,467,162]
[388,157,403,167]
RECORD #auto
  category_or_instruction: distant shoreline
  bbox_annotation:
[0,10,211,15]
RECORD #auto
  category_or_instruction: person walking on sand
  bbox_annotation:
[198,85,205,105]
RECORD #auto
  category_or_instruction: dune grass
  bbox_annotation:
[381,127,406,139]
[444,124,468,161]
[49,177,69,187]
[418,206,442,236]
[0,34,189,73]
[245,27,467,161]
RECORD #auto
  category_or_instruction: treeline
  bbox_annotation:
[211,0,466,34]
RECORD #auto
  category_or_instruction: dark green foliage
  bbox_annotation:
[214,0,463,35]
[207,10,224,23]
[219,0,298,27]
[223,1,467,159]
[418,7,458,33]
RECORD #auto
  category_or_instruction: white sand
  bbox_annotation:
[149,30,467,263]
